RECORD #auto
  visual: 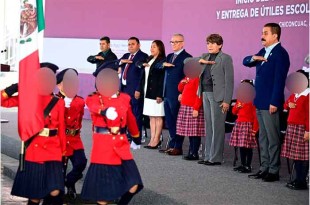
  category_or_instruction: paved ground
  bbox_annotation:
[1,167,28,204]
[1,108,309,205]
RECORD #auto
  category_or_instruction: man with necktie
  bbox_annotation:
[160,34,192,156]
[119,37,148,144]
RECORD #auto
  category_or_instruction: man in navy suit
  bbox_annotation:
[119,37,148,143]
[160,34,192,155]
[244,23,290,182]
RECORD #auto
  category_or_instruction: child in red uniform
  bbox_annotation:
[229,80,258,173]
[56,68,87,199]
[2,63,66,205]
[176,77,205,160]
[81,89,143,205]
[281,69,309,190]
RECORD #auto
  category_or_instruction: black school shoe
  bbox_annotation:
[238,166,252,173]
[183,154,199,160]
[286,181,308,190]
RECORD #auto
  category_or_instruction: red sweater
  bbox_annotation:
[178,77,202,111]
[284,94,309,132]
[232,100,259,132]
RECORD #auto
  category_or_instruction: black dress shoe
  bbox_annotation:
[262,173,279,182]
[205,161,222,166]
[248,170,268,179]
[238,166,252,173]
[183,154,199,160]
[67,187,77,200]
[144,145,151,149]
[286,181,295,188]
[198,160,208,164]
[233,165,244,171]
[286,181,308,190]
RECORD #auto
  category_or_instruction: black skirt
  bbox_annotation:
[81,159,143,202]
[11,160,64,199]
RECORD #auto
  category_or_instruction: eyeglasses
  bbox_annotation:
[170,41,183,44]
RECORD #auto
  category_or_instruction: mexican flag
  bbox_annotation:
[18,0,45,141]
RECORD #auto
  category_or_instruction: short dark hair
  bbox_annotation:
[100,36,110,44]
[264,23,281,41]
[128,37,140,44]
[206,34,223,46]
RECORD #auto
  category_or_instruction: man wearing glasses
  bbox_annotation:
[160,34,192,156]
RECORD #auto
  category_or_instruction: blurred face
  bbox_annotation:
[207,42,222,54]
[99,40,110,52]
[261,26,278,47]
[128,39,140,54]
[150,42,159,57]
[170,35,184,52]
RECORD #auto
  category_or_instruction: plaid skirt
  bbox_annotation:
[229,121,257,148]
[281,124,309,160]
[176,105,205,137]
[11,161,64,199]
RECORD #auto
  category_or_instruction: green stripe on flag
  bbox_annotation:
[36,0,45,32]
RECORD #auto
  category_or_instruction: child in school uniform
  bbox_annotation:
[176,76,205,160]
[229,79,259,173]
[281,69,309,190]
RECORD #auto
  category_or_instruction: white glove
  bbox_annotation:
[106,107,118,120]
[64,97,73,108]
[130,141,140,150]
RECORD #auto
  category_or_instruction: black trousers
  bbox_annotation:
[293,160,309,184]
[188,137,201,156]
[64,149,87,189]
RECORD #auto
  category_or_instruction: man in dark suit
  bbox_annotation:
[119,37,148,143]
[244,23,290,182]
[160,34,192,155]
[87,36,118,69]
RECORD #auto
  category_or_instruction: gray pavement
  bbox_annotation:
[1,108,309,205]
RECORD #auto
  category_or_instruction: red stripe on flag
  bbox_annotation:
[18,50,44,141]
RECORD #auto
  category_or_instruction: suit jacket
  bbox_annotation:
[140,57,166,99]
[164,49,192,100]
[243,43,290,110]
[87,49,118,68]
[194,51,234,104]
[120,50,148,97]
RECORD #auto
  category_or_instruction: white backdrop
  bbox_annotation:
[42,37,152,74]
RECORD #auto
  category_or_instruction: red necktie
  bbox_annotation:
[123,54,134,80]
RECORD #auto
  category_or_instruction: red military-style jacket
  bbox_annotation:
[57,92,85,156]
[1,90,66,163]
[86,91,139,165]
